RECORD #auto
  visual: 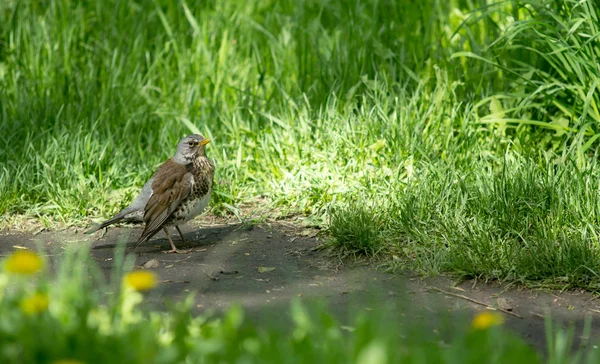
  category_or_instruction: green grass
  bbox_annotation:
[0,0,501,221]
[330,153,600,288]
[1,247,597,363]
[2,0,600,289]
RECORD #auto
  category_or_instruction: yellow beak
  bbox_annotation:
[199,139,211,146]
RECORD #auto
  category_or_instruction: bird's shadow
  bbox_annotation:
[90,223,245,252]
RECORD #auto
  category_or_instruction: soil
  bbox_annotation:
[1,216,600,353]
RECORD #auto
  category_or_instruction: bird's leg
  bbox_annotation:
[175,225,186,243]
[162,227,191,254]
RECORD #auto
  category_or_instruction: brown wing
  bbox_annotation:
[135,159,193,246]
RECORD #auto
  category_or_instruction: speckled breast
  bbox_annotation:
[167,157,214,226]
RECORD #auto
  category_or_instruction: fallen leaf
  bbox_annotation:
[220,270,239,275]
[299,229,313,237]
[258,266,275,273]
[229,237,248,246]
[496,297,512,311]
[369,139,386,152]
[205,272,219,281]
[142,259,160,269]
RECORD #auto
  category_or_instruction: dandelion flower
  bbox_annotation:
[21,292,49,315]
[123,270,157,292]
[5,250,44,275]
[472,311,504,330]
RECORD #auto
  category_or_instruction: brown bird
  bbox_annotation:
[86,134,215,253]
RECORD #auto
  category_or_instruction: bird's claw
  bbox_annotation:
[162,248,192,254]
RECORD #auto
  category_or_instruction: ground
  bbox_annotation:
[1,216,598,352]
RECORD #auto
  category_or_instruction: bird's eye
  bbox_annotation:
[188,141,194,147]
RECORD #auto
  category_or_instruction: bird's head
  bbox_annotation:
[175,134,211,162]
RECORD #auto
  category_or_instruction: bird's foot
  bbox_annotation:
[162,248,192,254]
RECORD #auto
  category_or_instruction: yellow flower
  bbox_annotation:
[472,311,504,330]
[21,292,49,315]
[5,250,44,275]
[52,360,85,364]
[123,270,157,292]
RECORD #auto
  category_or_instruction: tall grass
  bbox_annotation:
[0,0,503,221]
[457,0,600,152]
[2,0,600,288]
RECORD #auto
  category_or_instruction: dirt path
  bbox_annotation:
[1,217,599,352]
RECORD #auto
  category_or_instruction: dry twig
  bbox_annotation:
[428,286,522,319]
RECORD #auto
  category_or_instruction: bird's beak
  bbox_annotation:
[199,139,211,146]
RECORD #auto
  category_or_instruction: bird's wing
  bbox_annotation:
[126,177,155,213]
[135,160,193,245]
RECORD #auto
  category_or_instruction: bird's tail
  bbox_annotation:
[85,214,126,234]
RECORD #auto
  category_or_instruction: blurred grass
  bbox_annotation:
[2,0,600,288]
[2,247,597,363]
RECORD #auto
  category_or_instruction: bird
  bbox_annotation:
[86,134,215,253]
